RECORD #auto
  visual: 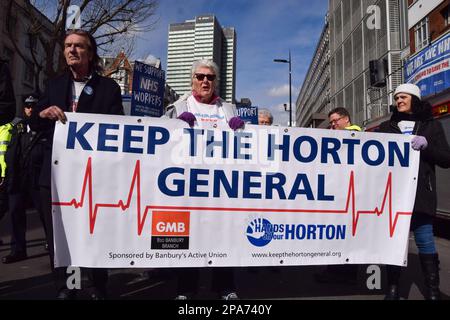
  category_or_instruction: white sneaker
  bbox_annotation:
[222,292,239,300]
[175,295,188,300]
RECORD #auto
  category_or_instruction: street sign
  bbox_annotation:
[405,32,450,98]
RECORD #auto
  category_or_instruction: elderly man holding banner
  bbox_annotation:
[31,29,124,300]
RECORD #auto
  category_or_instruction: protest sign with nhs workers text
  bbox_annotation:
[130,61,165,117]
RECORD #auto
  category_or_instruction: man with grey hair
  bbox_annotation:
[258,108,273,126]
[166,59,244,131]
[165,59,242,300]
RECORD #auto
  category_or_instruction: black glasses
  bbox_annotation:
[329,117,344,125]
[194,73,216,81]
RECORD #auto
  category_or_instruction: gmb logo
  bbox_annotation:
[246,218,274,247]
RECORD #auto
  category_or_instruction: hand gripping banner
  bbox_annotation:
[51,113,420,268]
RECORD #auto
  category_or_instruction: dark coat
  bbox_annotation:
[31,72,124,187]
[378,107,450,217]
[0,60,16,126]
[5,118,46,194]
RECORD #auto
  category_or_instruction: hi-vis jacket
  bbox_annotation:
[0,123,13,178]
[345,124,362,132]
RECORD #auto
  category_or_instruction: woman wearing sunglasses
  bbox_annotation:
[165,59,244,131]
[165,59,242,300]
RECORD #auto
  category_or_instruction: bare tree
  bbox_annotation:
[5,0,159,92]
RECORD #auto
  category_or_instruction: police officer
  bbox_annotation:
[0,120,13,237]
[0,59,16,243]
[2,94,47,264]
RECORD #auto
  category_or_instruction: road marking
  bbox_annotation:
[120,281,165,297]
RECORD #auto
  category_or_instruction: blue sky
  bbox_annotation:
[132,0,329,125]
[36,0,328,125]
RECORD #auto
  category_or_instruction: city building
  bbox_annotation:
[0,0,54,113]
[102,51,134,95]
[296,15,331,129]
[235,98,252,108]
[403,0,450,220]
[296,0,410,129]
[167,15,236,103]
[405,0,450,109]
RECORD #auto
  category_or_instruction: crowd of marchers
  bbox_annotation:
[0,29,449,301]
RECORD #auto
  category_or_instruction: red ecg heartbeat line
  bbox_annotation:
[52,157,412,237]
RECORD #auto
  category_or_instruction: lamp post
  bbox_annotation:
[274,50,292,127]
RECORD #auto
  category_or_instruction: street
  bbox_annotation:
[1,209,449,300]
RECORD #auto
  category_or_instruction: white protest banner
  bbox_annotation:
[52,113,419,268]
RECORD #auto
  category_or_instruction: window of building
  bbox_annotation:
[23,62,34,87]
[414,17,429,51]
[442,5,450,27]
[25,33,38,51]
[399,0,410,50]
[5,14,17,37]
[3,47,15,75]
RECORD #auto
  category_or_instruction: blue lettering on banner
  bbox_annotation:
[362,140,385,166]
[342,139,361,165]
[98,123,119,152]
[268,134,291,162]
[66,122,170,155]
[293,136,318,163]
[190,169,209,197]
[123,125,144,154]
[243,171,262,199]
[67,122,94,150]
[185,129,205,157]
[234,132,252,160]
[147,127,170,154]
[265,173,287,200]
[65,123,411,168]
[158,167,185,196]
[288,174,314,200]
[389,142,410,167]
[321,138,342,164]
[213,171,239,198]
[157,168,335,201]
[206,131,229,158]
[246,218,346,247]
[318,175,334,201]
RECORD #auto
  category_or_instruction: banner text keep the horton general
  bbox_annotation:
[65,121,411,201]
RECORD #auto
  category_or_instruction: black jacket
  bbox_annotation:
[5,118,46,193]
[378,108,450,217]
[31,72,124,187]
[0,60,16,126]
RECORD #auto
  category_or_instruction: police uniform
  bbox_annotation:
[2,95,47,263]
[0,122,12,222]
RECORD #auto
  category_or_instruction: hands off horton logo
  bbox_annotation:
[246,218,282,247]
[246,218,347,247]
